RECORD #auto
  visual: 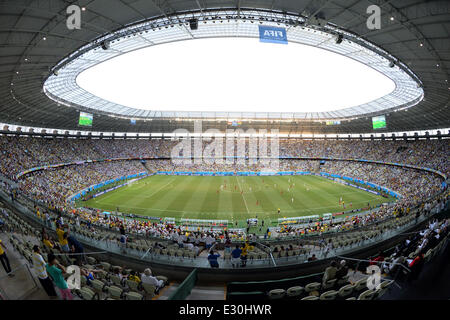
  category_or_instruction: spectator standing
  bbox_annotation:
[65,232,85,265]
[240,244,249,267]
[45,253,73,300]
[32,245,57,298]
[56,224,69,253]
[205,234,215,250]
[207,250,220,268]
[230,245,242,268]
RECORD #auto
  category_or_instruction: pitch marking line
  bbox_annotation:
[144,176,177,199]
[236,176,250,214]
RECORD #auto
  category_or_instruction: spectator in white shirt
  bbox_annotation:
[32,245,57,298]
[141,268,164,290]
[205,234,215,249]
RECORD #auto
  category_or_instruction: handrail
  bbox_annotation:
[168,268,198,300]
[255,242,277,266]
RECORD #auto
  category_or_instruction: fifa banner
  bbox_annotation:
[259,25,288,44]
[67,172,147,202]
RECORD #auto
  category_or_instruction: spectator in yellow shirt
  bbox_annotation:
[128,270,141,283]
[56,224,69,252]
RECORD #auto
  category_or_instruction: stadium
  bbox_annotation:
[0,0,449,308]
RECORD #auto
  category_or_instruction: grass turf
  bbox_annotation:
[82,175,394,224]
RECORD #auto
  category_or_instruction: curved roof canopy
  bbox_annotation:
[0,0,449,134]
[44,9,422,120]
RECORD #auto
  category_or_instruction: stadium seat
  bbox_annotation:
[337,275,349,286]
[80,287,98,300]
[301,295,319,300]
[126,279,141,293]
[156,275,169,284]
[86,256,97,265]
[91,279,107,298]
[110,274,124,287]
[100,262,112,272]
[357,289,375,300]
[379,280,394,290]
[338,284,355,298]
[305,282,321,295]
[354,278,368,291]
[322,279,337,290]
[373,280,394,299]
[107,285,124,300]
[125,292,144,300]
[141,283,156,299]
[320,290,338,300]
[268,289,285,299]
[286,286,304,297]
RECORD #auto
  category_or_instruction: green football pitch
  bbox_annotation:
[82,175,394,223]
